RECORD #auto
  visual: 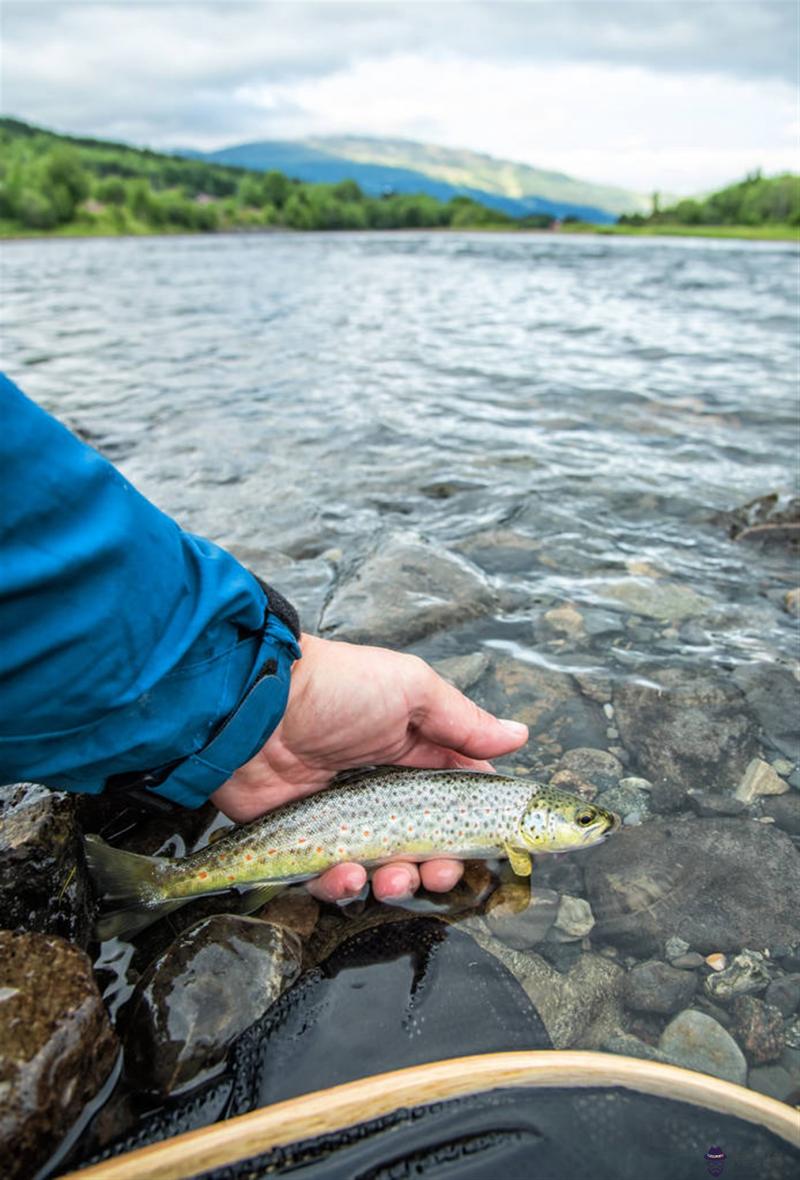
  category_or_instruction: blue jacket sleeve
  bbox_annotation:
[0,373,302,808]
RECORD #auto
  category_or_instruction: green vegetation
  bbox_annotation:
[616,171,800,234]
[0,117,552,238]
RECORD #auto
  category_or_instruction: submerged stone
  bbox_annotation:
[584,817,800,957]
[613,667,759,799]
[0,931,118,1179]
[658,1009,747,1085]
[123,916,303,1097]
[319,530,496,646]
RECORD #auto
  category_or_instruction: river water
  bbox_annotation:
[2,231,799,1167]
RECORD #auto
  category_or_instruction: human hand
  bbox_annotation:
[211,634,528,904]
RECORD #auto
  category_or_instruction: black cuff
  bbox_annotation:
[253,576,301,641]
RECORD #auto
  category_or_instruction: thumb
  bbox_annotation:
[413,670,528,760]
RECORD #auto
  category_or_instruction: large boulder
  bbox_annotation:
[319,530,496,646]
[584,817,800,957]
[613,668,759,803]
[0,783,92,947]
[0,930,118,1180]
[123,916,303,1097]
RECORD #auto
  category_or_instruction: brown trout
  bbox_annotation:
[86,766,620,938]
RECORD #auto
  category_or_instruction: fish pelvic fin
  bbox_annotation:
[94,898,189,942]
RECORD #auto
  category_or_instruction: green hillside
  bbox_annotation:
[0,117,541,237]
[309,135,650,216]
[618,171,800,229]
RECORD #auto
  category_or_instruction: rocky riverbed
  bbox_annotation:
[2,496,799,1176]
[2,232,799,1174]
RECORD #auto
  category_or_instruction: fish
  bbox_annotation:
[85,766,620,940]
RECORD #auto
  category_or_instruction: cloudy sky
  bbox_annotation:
[2,1,798,194]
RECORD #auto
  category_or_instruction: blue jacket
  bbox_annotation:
[0,372,301,807]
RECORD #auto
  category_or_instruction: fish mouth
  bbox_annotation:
[608,811,622,833]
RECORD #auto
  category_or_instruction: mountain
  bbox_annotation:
[182,136,649,223]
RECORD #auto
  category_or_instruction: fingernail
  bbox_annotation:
[499,718,528,738]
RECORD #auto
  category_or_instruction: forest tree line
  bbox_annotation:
[0,118,551,234]
[619,171,800,228]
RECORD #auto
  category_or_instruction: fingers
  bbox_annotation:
[306,857,465,903]
[394,742,496,774]
[372,862,420,900]
[420,859,464,892]
[306,862,367,903]
[410,665,529,760]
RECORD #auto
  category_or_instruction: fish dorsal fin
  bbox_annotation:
[329,765,517,788]
[329,765,399,787]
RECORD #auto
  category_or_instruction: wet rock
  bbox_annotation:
[484,885,558,949]
[706,953,728,972]
[602,577,712,621]
[735,758,790,802]
[671,953,706,970]
[783,1016,800,1049]
[665,936,690,960]
[658,1009,747,1085]
[0,783,92,947]
[732,662,800,763]
[765,975,800,1018]
[0,931,118,1179]
[596,781,653,824]
[624,961,697,1015]
[550,748,624,798]
[491,661,608,768]
[613,667,759,799]
[686,791,748,818]
[761,794,800,837]
[479,938,625,1049]
[319,530,496,646]
[730,996,785,1064]
[256,889,319,940]
[603,1031,669,1063]
[455,527,544,576]
[123,916,303,1097]
[725,491,800,543]
[748,1063,799,1103]
[543,603,585,638]
[784,588,800,617]
[432,651,491,692]
[584,817,800,957]
[704,950,772,1002]
[549,894,595,942]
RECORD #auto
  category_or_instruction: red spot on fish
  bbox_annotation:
[340,824,349,832]
[298,838,307,845]
[227,874,235,882]
[198,871,208,880]
[268,849,277,856]
[218,853,226,861]
[245,853,253,861]
[316,846,323,854]
[424,809,431,816]
[390,815,397,822]
[338,846,346,855]
[408,824,414,833]
[363,829,370,837]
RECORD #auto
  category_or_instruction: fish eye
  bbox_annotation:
[577,810,595,827]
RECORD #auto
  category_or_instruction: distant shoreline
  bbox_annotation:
[1,222,797,244]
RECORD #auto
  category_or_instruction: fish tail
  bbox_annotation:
[85,833,182,940]
[84,833,168,903]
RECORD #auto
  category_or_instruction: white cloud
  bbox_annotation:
[1,2,797,192]
[238,54,799,192]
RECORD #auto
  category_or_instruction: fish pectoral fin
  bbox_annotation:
[504,843,532,878]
